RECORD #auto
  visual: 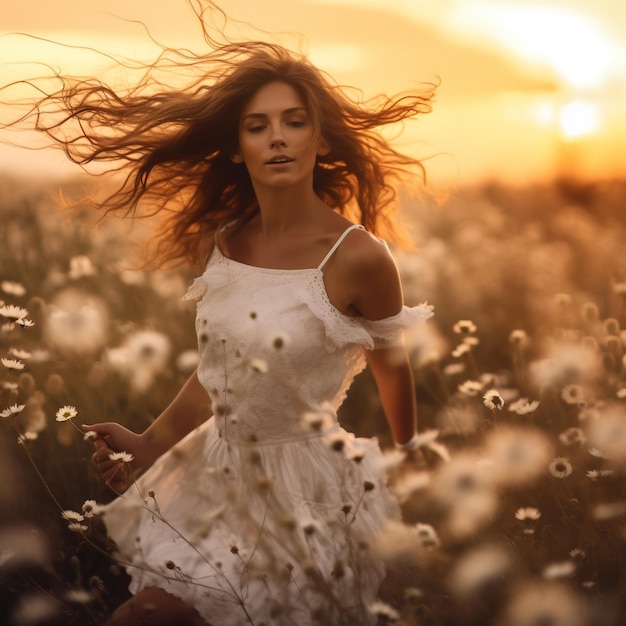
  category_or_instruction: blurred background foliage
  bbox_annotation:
[1,172,626,624]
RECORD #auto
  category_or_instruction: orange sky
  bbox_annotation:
[1,0,625,186]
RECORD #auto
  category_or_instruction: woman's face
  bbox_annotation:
[234,81,327,191]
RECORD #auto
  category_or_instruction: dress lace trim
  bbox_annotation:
[184,247,433,351]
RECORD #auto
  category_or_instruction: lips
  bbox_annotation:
[266,155,294,164]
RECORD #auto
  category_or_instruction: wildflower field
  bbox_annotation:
[1,172,626,625]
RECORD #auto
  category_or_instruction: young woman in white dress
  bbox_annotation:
[9,14,435,625]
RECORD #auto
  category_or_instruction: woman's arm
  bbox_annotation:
[83,370,211,490]
[366,346,417,446]
[342,232,419,446]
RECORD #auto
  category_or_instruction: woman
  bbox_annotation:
[10,11,435,625]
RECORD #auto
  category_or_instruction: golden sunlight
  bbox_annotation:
[559,99,601,140]
[452,3,616,90]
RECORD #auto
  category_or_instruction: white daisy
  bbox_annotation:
[368,600,400,622]
[61,510,84,522]
[1,281,26,297]
[0,304,29,320]
[1,358,25,371]
[55,405,78,422]
[453,320,477,334]
[108,451,134,463]
[81,500,103,518]
[549,457,573,478]
[0,404,25,418]
[483,389,504,410]
[514,507,541,521]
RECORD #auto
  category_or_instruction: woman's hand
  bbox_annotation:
[82,422,150,493]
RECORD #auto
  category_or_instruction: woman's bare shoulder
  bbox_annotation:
[340,227,397,276]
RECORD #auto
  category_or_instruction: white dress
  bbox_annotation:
[102,224,433,625]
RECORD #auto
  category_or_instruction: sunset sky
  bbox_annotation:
[2,0,625,186]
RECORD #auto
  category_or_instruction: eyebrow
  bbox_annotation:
[242,107,307,121]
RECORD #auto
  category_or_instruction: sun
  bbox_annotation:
[559,100,601,140]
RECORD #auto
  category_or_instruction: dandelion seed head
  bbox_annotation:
[44,289,109,355]
[530,341,602,390]
[431,452,493,503]
[373,520,429,566]
[484,426,554,487]
[436,402,481,435]
[585,403,626,464]
[105,329,172,394]
[448,543,511,597]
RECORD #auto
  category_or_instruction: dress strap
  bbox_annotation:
[316,224,366,271]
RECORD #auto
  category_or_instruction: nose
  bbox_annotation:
[269,122,286,148]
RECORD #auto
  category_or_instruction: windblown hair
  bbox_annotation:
[7,3,435,268]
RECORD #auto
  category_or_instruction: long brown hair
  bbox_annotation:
[6,4,436,268]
